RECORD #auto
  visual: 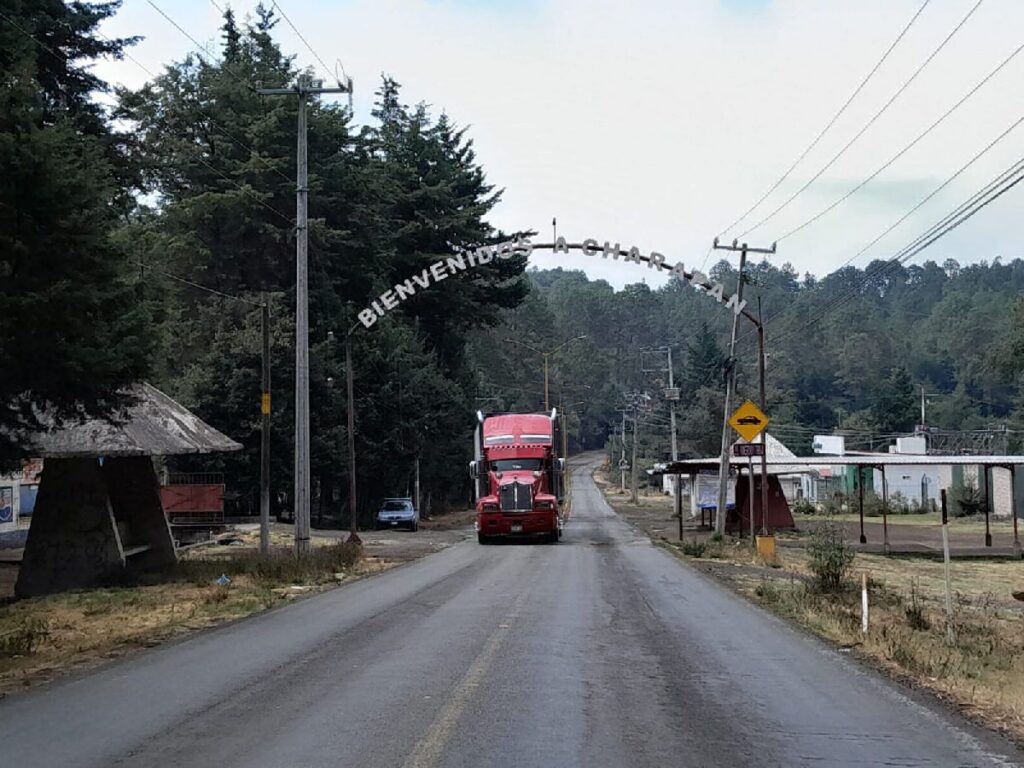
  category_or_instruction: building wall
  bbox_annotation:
[0,459,43,535]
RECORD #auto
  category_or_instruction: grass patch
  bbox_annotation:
[0,541,367,695]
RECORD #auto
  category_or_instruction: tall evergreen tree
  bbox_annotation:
[0,0,150,466]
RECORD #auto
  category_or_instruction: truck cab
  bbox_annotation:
[470,411,564,544]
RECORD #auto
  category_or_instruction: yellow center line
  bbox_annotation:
[402,584,534,768]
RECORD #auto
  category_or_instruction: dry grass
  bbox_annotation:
[0,541,376,696]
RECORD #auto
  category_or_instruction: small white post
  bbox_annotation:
[941,489,956,645]
[861,571,869,636]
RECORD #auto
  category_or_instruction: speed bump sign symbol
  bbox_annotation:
[729,400,769,442]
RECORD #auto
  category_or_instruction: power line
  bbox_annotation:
[713,0,932,242]
[271,1,336,85]
[768,157,1024,345]
[132,260,264,306]
[742,108,1024,340]
[737,0,983,240]
[146,0,257,94]
[774,35,1024,244]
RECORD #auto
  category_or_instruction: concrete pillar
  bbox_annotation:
[17,458,125,597]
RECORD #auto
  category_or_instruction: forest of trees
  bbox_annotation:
[3,2,1024,523]
[487,257,1024,471]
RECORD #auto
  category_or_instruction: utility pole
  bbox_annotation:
[711,238,776,536]
[631,410,639,505]
[620,411,627,492]
[642,347,679,463]
[346,333,360,543]
[258,74,351,556]
[667,346,678,463]
[504,335,587,412]
[260,300,271,555]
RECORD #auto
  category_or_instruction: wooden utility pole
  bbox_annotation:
[258,75,351,556]
[711,239,776,536]
[631,411,639,505]
[346,334,360,543]
[260,300,271,555]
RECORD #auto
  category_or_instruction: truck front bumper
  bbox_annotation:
[476,511,558,538]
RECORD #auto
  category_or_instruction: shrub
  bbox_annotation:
[807,521,854,593]
[680,540,707,558]
[755,578,780,603]
[0,618,50,657]
[904,580,930,631]
[791,498,816,516]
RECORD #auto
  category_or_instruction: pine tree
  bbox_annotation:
[0,0,151,466]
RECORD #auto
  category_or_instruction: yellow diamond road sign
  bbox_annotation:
[729,400,769,443]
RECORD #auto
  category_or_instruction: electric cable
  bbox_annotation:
[741,108,1024,340]
[271,1,337,85]
[710,0,932,246]
[773,35,1024,244]
[737,0,984,240]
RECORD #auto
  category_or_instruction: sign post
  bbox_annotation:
[729,400,773,557]
[733,443,763,547]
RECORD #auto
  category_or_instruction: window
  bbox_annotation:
[382,500,411,511]
[492,459,541,472]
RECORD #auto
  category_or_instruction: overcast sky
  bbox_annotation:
[95,0,1024,288]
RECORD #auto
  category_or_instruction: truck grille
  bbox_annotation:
[499,482,533,513]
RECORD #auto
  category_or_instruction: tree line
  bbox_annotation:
[3,2,1022,523]
[1,2,524,521]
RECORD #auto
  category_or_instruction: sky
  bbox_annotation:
[94,0,1024,289]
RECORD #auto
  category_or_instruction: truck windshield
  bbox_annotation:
[491,459,541,472]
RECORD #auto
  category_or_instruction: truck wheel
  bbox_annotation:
[477,533,489,545]
[548,530,559,544]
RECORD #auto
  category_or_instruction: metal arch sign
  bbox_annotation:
[356,235,751,329]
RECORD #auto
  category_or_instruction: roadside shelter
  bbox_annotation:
[16,383,241,597]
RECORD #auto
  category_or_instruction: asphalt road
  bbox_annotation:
[1,456,1020,767]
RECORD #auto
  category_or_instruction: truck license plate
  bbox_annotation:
[511,524,523,533]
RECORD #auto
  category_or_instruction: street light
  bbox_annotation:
[503,335,588,411]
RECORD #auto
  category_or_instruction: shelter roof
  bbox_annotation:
[659,452,1024,475]
[31,383,242,458]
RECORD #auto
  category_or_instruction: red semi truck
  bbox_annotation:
[470,410,564,544]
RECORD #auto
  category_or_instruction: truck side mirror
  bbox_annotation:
[558,458,565,473]
[469,460,478,480]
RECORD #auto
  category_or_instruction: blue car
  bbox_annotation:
[375,498,419,531]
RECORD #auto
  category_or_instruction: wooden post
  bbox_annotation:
[983,464,992,547]
[676,473,683,542]
[1012,466,1020,555]
[858,466,866,544]
[748,456,756,548]
[881,466,889,555]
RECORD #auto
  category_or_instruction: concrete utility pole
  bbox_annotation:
[258,75,351,556]
[642,347,679,463]
[711,239,776,536]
